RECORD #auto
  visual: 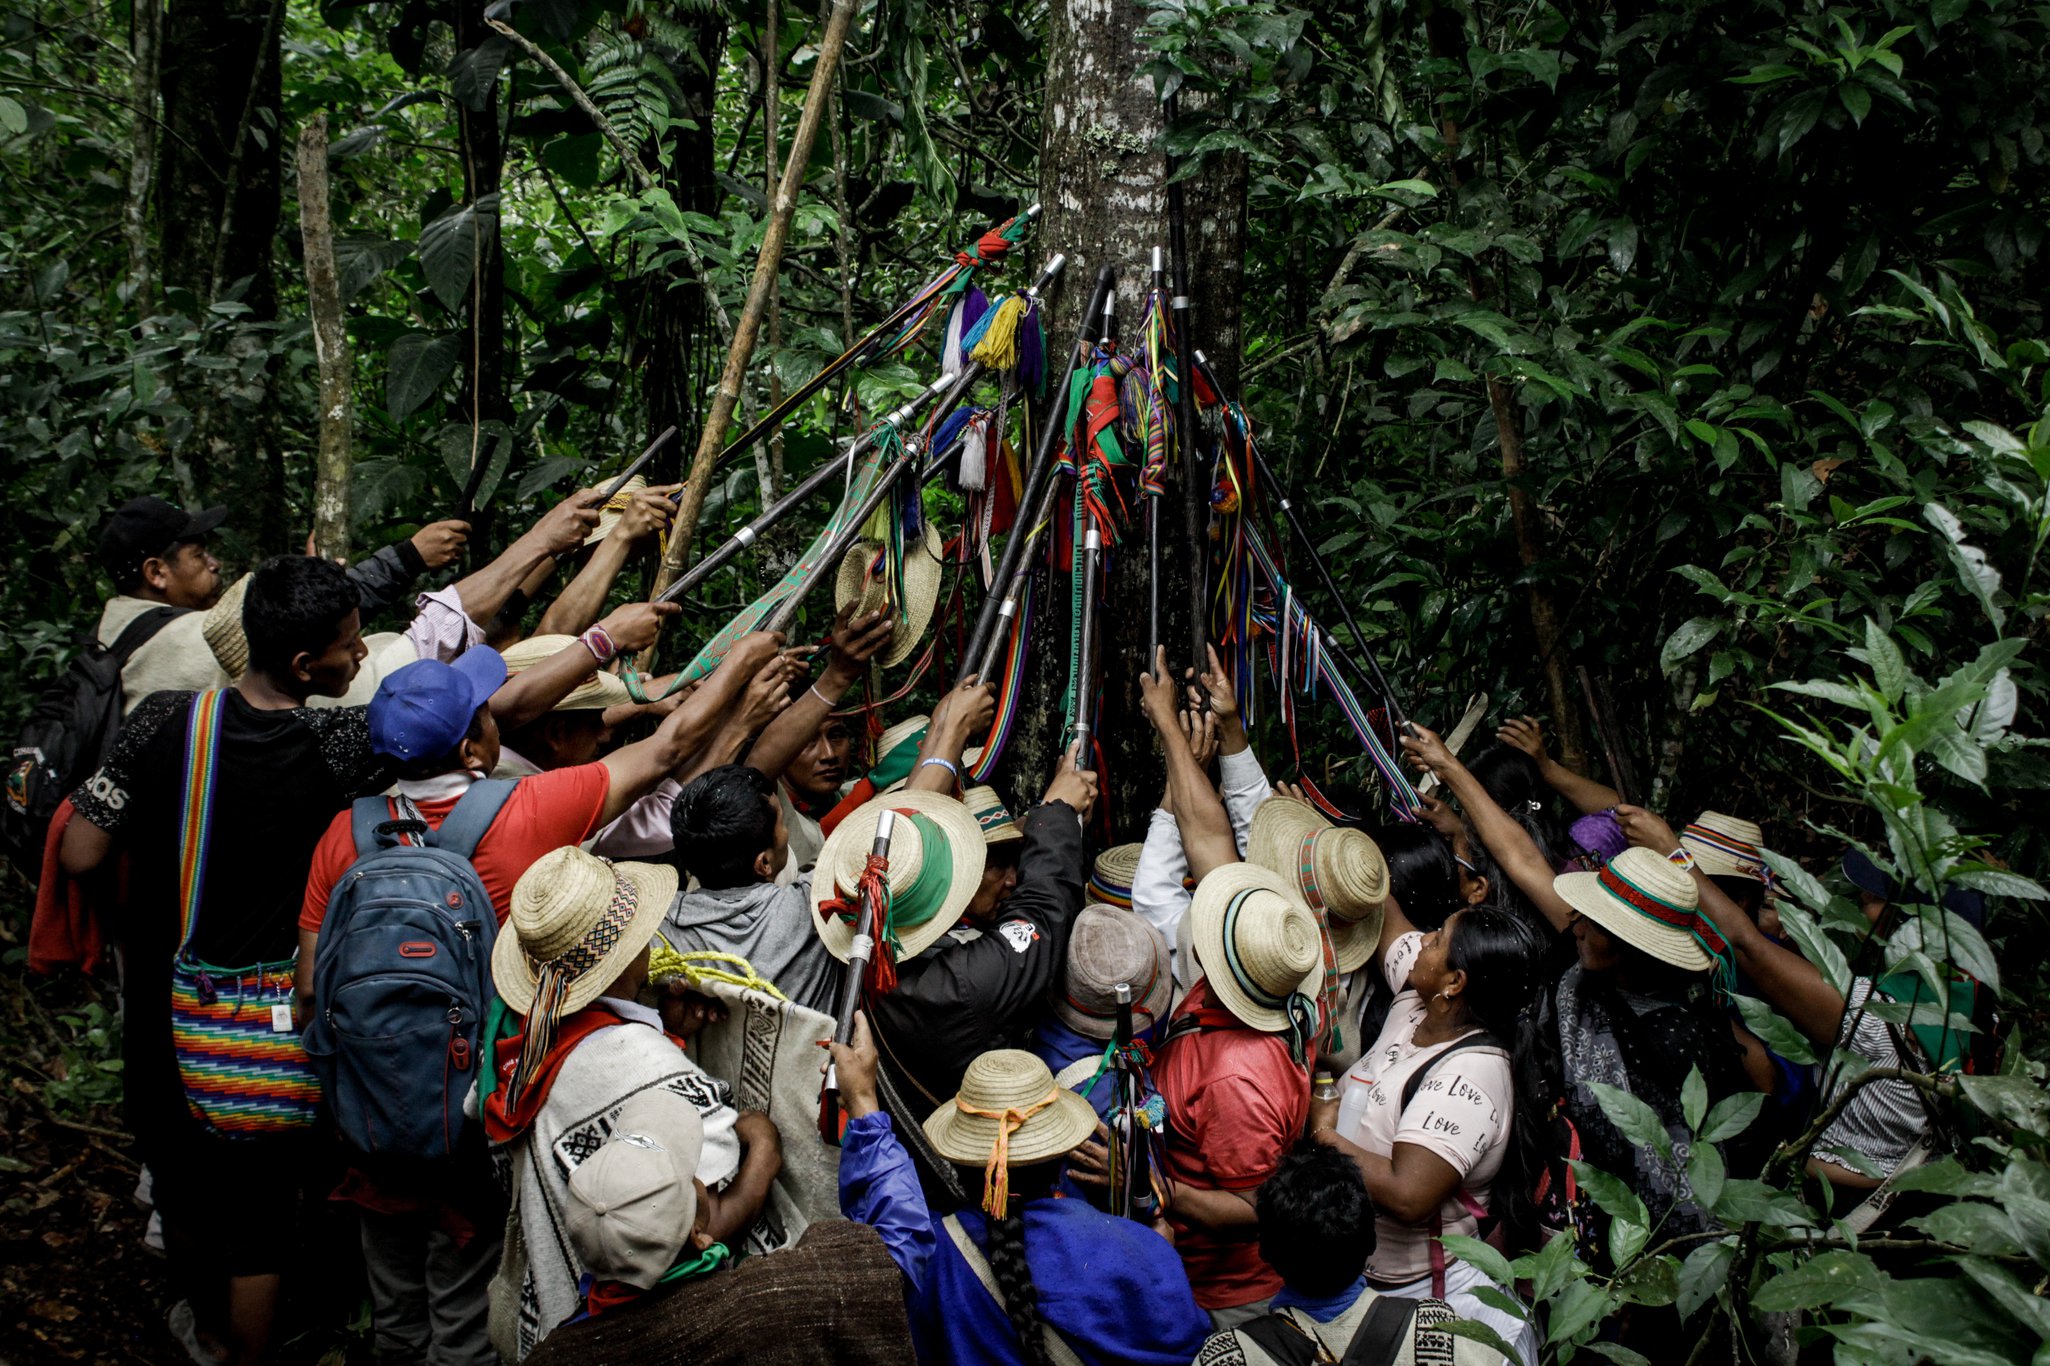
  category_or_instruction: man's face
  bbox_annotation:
[545,712,611,769]
[152,540,221,610]
[962,844,1021,924]
[299,609,369,698]
[785,719,854,801]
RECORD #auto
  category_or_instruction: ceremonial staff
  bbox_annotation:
[1193,349,1415,736]
[1147,247,1166,662]
[1068,288,1117,773]
[1165,90,1208,663]
[548,426,679,563]
[1108,982,1160,1221]
[819,809,897,1145]
[957,265,1118,685]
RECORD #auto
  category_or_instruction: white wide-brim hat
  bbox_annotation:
[1186,862,1324,1032]
[1555,846,1714,972]
[809,789,986,963]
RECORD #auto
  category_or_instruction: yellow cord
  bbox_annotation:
[647,937,788,1001]
[969,295,1026,373]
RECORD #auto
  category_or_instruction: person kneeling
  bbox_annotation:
[1196,1143,1507,1366]
[520,1089,912,1365]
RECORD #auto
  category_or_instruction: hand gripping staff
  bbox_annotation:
[819,809,897,1146]
[720,205,1040,475]
[957,265,1119,687]
[657,253,1067,610]
[1108,982,1162,1221]
[1066,289,1118,772]
[549,426,680,563]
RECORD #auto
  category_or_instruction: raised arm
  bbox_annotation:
[905,677,996,794]
[485,600,679,732]
[1498,715,1620,815]
[1614,805,1848,1050]
[1404,723,1577,934]
[444,490,603,629]
[597,631,787,825]
[1143,647,1236,880]
[537,483,680,637]
[745,606,894,780]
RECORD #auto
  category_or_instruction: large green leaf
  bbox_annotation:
[385,331,460,422]
[417,194,501,314]
[1751,1250,1886,1313]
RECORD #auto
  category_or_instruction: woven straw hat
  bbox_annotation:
[1089,843,1143,909]
[1555,846,1714,972]
[493,847,678,1015]
[809,789,986,963]
[585,474,651,547]
[922,1049,1098,1168]
[874,714,984,792]
[1680,811,1770,884]
[316,632,419,710]
[501,634,634,712]
[1247,796,1388,972]
[1187,862,1324,1032]
[962,785,1022,846]
[834,520,944,668]
[1053,904,1174,1039]
[201,573,252,678]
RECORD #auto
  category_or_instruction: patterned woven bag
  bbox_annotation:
[167,691,320,1137]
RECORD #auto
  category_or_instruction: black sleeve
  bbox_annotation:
[69,691,191,835]
[943,800,1087,1037]
[297,705,396,798]
[344,541,424,617]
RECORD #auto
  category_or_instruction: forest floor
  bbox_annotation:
[0,886,365,1365]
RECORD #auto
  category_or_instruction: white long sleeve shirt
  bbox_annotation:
[1131,746,1273,990]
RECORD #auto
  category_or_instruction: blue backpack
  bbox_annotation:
[303,780,516,1162]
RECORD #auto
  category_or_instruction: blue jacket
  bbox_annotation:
[838,1111,1209,1366]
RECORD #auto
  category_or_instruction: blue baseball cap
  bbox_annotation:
[1841,848,1987,929]
[369,648,508,763]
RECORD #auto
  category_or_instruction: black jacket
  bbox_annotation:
[869,799,1085,1114]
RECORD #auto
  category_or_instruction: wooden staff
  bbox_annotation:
[1147,246,1166,663]
[819,809,897,1145]
[551,426,679,562]
[1072,527,1104,772]
[956,266,1117,684]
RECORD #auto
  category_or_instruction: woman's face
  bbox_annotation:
[1572,915,1623,974]
[1408,910,1463,999]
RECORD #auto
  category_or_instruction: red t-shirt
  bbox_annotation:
[1155,978,1313,1310]
[300,765,614,932]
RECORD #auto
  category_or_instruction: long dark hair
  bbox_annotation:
[1465,742,1576,872]
[961,1162,1058,1366]
[1369,822,1466,932]
[1445,906,1542,1042]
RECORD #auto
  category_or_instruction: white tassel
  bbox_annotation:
[941,297,969,377]
[958,416,988,492]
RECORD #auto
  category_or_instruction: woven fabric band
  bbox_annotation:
[525,870,639,984]
[956,1088,1060,1215]
[1596,864,1728,955]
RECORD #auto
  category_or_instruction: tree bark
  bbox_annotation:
[454,0,509,527]
[123,0,161,314]
[298,112,352,563]
[646,0,859,634]
[1010,0,1248,832]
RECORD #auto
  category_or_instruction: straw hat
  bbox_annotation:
[1680,811,1770,884]
[312,632,420,710]
[1053,905,1174,1039]
[834,521,943,668]
[501,634,634,712]
[962,786,1022,846]
[1554,846,1717,972]
[1089,843,1143,910]
[1247,795,1388,972]
[585,474,652,547]
[201,573,252,678]
[1186,862,1324,1033]
[923,1049,1098,1171]
[810,789,986,963]
[493,847,678,1015]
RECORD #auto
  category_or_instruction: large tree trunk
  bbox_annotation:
[1008,0,1247,836]
[453,0,510,534]
[644,14,727,479]
[158,0,286,545]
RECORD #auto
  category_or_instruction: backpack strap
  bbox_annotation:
[1338,1293,1419,1366]
[428,778,518,859]
[173,691,229,957]
[1237,1311,1331,1366]
[1398,1031,1506,1112]
[106,605,185,662]
[939,1215,1088,1366]
[350,795,394,857]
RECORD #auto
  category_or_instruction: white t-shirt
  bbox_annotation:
[1333,931,1514,1283]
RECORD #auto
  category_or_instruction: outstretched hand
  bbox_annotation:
[1613,803,1680,855]
[1398,722,1455,776]
[827,604,896,676]
[1139,646,1181,733]
[1497,714,1549,764]
[616,484,682,544]
[1043,739,1099,818]
[530,490,605,556]
[595,600,683,655]
[410,519,471,570]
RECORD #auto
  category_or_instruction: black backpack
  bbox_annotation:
[4,607,182,882]
[1238,1294,1420,1366]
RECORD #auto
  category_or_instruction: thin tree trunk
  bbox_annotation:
[123,0,160,314]
[454,0,508,529]
[758,0,785,511]
[645,0,859,632]
[298,112,352,562]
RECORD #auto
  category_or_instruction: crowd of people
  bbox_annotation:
[24,485,1988,1366]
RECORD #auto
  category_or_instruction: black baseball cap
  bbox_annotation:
[98,496,228,585]
[1841,847,1987,929]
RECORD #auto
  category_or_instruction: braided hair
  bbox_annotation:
[964,1161,1058,1366]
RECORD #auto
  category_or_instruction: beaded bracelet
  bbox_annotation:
[918,757,959,779]
[581,624,617,665]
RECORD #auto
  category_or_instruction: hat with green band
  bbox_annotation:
[1554,846,1720,972]
[810,788,986,964]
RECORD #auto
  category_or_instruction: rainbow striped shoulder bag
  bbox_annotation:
[168,690,320,1137]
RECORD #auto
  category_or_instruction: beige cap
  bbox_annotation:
[1052,905,1174,1040]
[565,1089,705,1290]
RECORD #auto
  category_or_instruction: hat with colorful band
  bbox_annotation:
[1089,843,1143,910]
[962,785,1022,846]
[1680,811,1772,886]
[810,789,985,964]
[1187,862,1322,1057]
[1052,904,1174,1039]
[1554,846,1723,972]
